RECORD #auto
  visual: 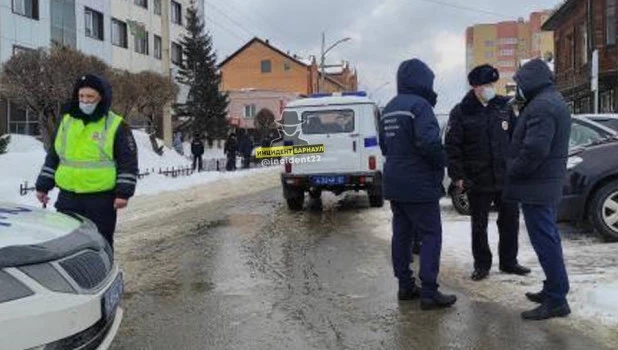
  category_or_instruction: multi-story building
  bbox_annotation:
[219,37,359,132]
[466,11,555,95]
[543,0,618,114]
[0,0,195,141]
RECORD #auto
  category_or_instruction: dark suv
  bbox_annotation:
[560,138,618,241]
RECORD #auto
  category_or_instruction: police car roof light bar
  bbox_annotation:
[309,91,367,98]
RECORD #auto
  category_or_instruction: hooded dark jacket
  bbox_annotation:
[504,59,571,205]
[379,59,445,203]
[445,91,516,192]
[35,74,139,199]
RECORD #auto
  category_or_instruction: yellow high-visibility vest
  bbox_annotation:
[54,112,123,193]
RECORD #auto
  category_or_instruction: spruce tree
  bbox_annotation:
[175,1,229,139]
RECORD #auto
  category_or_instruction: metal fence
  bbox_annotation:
[19,157,270,196]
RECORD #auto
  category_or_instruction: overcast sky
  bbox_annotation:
[204,0,561,113]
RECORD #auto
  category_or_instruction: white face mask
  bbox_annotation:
[79,102,98,115]
[481,87,496,102]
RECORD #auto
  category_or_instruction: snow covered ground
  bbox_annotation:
[0,132,273,207]
[368,201,618,343]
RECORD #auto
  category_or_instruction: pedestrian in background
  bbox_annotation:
[446,64,530,281]
[35,74,138,249]
[191,133,205,171]
[225,133,238,171]
[379,58,456,310]
[239,131,253,169]
[505,59,571,320]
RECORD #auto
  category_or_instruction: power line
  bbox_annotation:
[415,0,509,18]
[204,15,248,43]
[217,0,278,41]
[204,1,256,39]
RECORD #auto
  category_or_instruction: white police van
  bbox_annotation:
[280,92,384,210]
[0,203,123,350]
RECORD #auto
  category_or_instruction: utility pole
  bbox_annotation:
[161,0,173,147]
[318,32,351,93]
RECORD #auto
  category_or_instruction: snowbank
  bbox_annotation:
[0,132,273,207]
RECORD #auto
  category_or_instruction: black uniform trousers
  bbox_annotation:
[55,190,117,248]
[468,190,519,271]
[192,155,203,171]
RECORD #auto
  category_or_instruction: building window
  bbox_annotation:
[607,0,616,46]
[134,0,147,9]
[171,42,182,65]
[7,102,39,136]
[153,0,161,15]
[85,8,104,41]
[261,60,272,73]
[154,35,162,59]
[580,23,588,65]
[171,1,182,25]
[284,60,291,71]
[485,40,494,47]
[134,31,149,55]
[111,19,128,48]
[12,0,39,20]
[497,60,515,68]
[244,105,257,118]
[484,52,494,59]
[50,0,76,48]
[601,90,615,113]
[499,37,518,45]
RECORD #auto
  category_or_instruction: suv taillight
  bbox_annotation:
[369,156,376,170]
[285,161,292,173]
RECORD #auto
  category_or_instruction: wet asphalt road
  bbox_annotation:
[111,187,607,350]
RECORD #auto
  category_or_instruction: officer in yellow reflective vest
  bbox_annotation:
[36,74,138,248]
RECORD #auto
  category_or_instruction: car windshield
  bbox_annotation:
[590,118,618,132]
[570,120,611,148]
[302,110,355,134]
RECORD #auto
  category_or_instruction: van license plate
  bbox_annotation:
[312,176,346,185]
[102,272,124,320]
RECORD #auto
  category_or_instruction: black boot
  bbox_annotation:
[525,291,545,304]
[500,264,531,276]
[398,285,420,301]
[522,302,571,320]
[471,269,489,281]
[420,291,457,310]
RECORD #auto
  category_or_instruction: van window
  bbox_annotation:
[302,110,355,134]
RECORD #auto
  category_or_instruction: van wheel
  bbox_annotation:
[369,194,384,208]
[588,181,618,242]
[287,192,305,211]
[368,185,384,208]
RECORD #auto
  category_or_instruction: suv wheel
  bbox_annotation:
[368,184,384,208]
[589,181,618,242]
[287,191,305,211]
[451,192,471,216]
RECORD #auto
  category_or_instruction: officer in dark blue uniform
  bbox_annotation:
[379,59,456,310]
[505,59,572,320]
[446,65,531,281]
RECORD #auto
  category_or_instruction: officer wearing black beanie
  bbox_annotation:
[445,64,530,281]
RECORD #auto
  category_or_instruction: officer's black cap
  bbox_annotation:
[468,64,500,87]
[74,74,107,97]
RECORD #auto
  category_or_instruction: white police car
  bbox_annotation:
[0,203,123,350]
[280,92,384,210]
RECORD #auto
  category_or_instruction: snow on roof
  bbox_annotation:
[324,66,345,75]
